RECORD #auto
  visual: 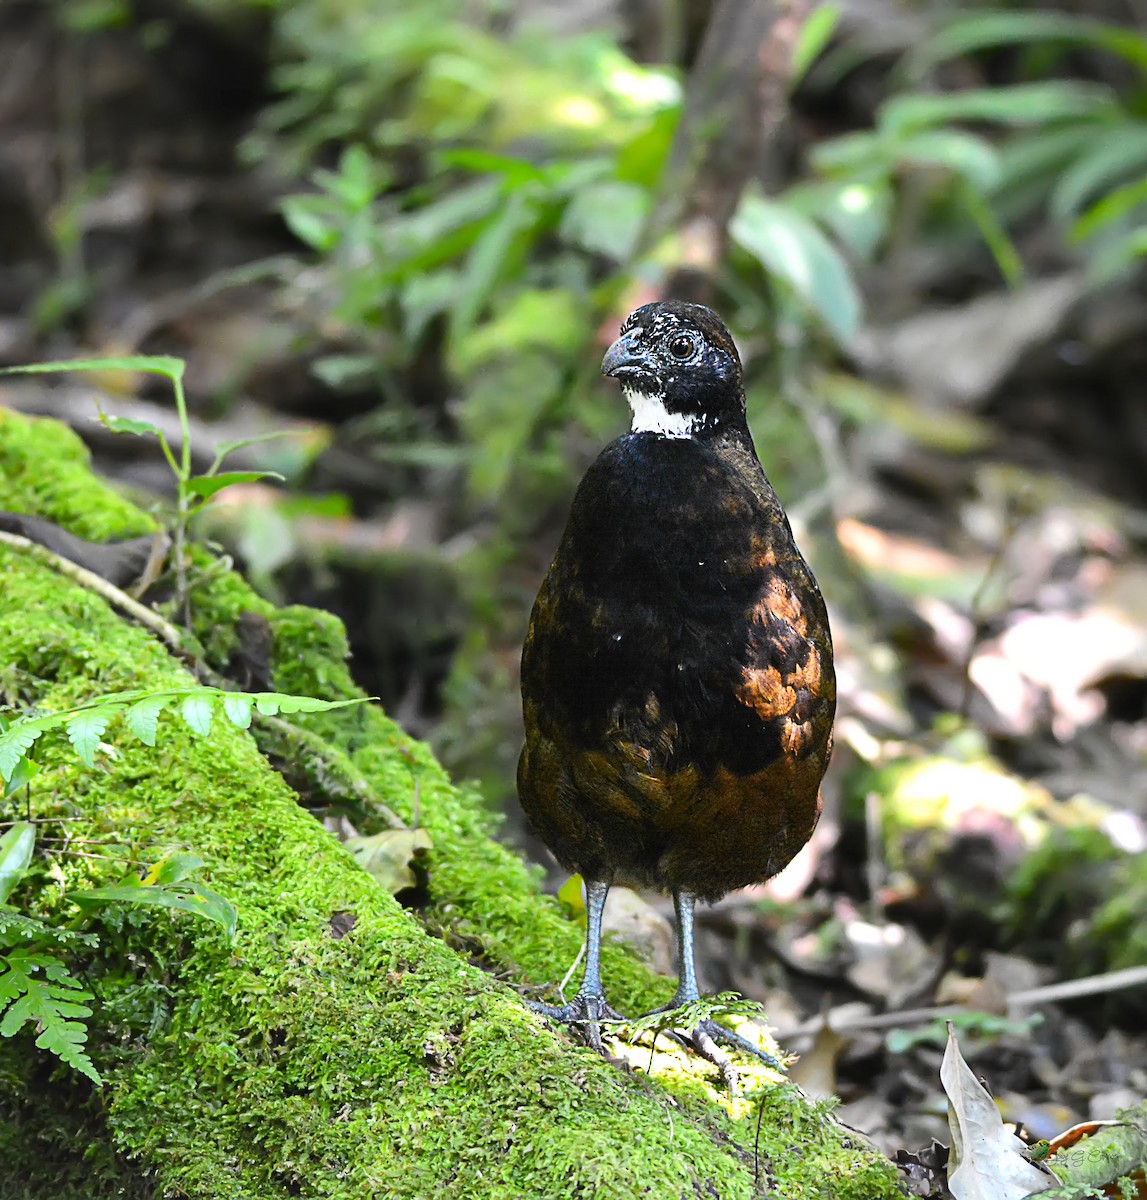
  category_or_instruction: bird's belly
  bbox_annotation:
[519,666,829,900]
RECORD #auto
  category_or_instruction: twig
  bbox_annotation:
[774,965,1147,1041]
[0,817,88,824]
[41,848,132,862]
[556,941,585,1003]
[0,531,183,649]
[1007,965,1147,1010]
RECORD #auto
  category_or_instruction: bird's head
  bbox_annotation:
[601,301,745,439]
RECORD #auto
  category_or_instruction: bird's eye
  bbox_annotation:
[668,334,695,360]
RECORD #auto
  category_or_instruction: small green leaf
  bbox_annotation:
[0,724,43,785]
[556,873,586,918]
[0,949,100,1083]
[956,179,1024,287]
[222,694,252,730]
[256,694,363,715]
[1073,175,1147,242]
[895,130,1002,192]
[441,148,547,186]
[326,143,382,210]
[0,355,184,383]
[184,471,285,503]
[792,4,840,85]
[124,695,169,747]
[451,190,538,339]
[559,180,650,261]
[880,82,1116,136]
[912,11,1147,78]
[212,430,298,461]
[1,754,39,799]
[1051,127,1147,224]
[280,197,340,252]
[0,823,35,906]
[97,413,166,439]
[65,708,117,767]
[730,192,863,345]
[180,695,213,738]
[0,910,98,949]
[74,880,237,938]
[141,854,205,886]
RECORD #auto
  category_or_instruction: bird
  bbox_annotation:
[517,300,836,1068]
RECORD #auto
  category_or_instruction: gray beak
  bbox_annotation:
[601,330,648,378]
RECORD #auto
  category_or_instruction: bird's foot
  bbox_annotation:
[527,992,626,1053]
[689,1018,782,1072]
[630,1005,782,1090]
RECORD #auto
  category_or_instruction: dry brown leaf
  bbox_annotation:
[344,828,433,895]
[789,1021,847,1099]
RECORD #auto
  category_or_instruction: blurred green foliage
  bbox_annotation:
[806,8,1147,283]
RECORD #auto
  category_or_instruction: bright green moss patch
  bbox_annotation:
[0,407,153,541]
[0,409,905,1199]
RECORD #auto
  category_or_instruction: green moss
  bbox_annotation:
[0,410,905,1199]
[0,408,152,541]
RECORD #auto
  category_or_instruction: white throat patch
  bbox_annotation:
[624,387,696,439]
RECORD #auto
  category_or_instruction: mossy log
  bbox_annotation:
[0,407,905,1200]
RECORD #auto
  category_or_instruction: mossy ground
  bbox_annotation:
[0,407,906,1199]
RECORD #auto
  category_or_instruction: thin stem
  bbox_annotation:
[173,373,192,482]
[0,817,87,825]
[42,848,131,862]
[171,371,193,621]
[155,432,182,480]
[0,532,184,649]
[557,940,586,1003]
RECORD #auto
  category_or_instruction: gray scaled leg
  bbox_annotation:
[658,890,781,1073]
[528,878,624,1051]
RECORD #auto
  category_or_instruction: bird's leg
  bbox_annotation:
[651,890,781,1075]
[527,878,624,1052]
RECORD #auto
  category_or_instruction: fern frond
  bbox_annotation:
[0,948,100,1083]
[0,687,367,783]
[0,910,99,950]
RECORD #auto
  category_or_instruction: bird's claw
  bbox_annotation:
[527,992,626,1052]
[643,1013,782,1088]
[691,1018,782,1071]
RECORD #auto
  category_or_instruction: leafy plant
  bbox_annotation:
[0,821,236,1083]
[0,685,365,784]
[0,356,287,613]
[804,8,1147,283]
[730,190,864,348]
[885,1010,1042,1055]
[621,992,771,1044]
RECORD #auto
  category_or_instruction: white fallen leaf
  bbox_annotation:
[941,1024,1054,1200]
